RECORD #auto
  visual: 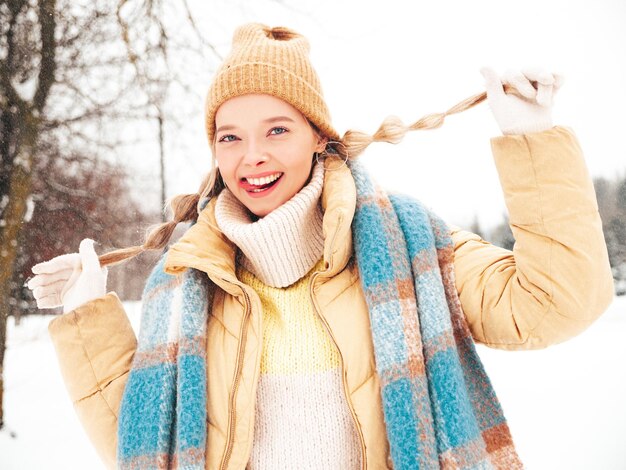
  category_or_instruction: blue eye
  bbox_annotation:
[218,134,238,143]
[269,127,288,136]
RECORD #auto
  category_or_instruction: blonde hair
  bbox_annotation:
[97,87,504,268]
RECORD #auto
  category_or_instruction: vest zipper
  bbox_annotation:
[220,286,251,470]
[309,272,367,470]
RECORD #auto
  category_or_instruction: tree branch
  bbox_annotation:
[33,0,57,112]
[181,0,222,61]
[0,1,26,111]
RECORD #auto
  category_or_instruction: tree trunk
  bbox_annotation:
[0,146,34,429]
[158,110,166,223]
[0,0,56,429]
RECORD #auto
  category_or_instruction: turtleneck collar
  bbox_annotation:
[214,161,325,288]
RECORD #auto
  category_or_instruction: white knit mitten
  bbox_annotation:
[28,238,108,313]
[481,67,564,135]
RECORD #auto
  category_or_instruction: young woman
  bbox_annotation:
[27,23,613,470]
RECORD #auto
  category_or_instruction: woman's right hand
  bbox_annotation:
[27,238,108,313]
[480,67,564,135]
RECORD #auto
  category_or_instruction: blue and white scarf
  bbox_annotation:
[117,160,522,469]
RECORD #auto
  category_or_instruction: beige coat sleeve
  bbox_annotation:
[451,126,614,350]
[48,292,136,469]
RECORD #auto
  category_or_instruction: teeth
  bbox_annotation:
[246,172,281,186]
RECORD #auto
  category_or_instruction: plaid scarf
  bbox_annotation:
[117,260,210,469]
[117,161,522,469]
[349,161,521,469]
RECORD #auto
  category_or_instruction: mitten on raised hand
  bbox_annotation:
[28,238,108,313]
[481,67,564,135]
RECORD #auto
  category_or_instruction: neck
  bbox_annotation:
[214,162,325,287]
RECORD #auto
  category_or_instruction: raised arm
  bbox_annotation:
[452,126,613,350]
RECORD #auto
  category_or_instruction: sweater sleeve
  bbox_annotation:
[48,292,136,469]
[451,126,614,350]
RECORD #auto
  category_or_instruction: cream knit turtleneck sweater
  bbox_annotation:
[214,162,363,469]
[214,162,325,288]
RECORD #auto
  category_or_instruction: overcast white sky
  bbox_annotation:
[154,0,626,229]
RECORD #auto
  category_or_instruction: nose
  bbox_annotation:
[241,138,268,167]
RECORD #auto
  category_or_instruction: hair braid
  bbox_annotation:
[97,164,224,267]
[340,88,500,159]
[96,87,510,268]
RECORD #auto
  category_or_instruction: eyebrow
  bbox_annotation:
[263,116,296,124]
[216,116,296,134]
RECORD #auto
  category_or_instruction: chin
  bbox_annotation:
[250,207,271,218]
[246,201,279,219]
[248,194,294,218]
[238,185,296,218]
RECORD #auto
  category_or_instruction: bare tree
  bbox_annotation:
[115,0,222,220]
[0,0,57,429]
[594,173,626,295]
[0,0,227,429]
[1,0,287,431]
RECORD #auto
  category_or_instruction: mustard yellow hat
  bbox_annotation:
[205,23,339,144]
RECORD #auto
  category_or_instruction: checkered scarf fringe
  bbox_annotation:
[116,160,522,469]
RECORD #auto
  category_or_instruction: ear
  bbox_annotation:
[314,135,328,153]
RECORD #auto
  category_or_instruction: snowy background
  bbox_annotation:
[2,0,626,468]
[2,297,625,469]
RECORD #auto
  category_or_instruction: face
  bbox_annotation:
[214,94,326,218]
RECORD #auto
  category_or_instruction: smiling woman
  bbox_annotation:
[26,21,614,470]
[214,94,326,217]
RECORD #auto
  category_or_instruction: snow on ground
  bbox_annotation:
[476,296,626,470]
[0,301,142,470]
[1,297,625,469]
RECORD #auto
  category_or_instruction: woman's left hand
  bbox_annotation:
[481,67,564,135]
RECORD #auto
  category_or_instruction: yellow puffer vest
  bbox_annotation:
[49,127,614,469]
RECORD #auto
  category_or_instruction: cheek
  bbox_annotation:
[295,158,313,178]
[284,144,315,172]
[215,156,238,186]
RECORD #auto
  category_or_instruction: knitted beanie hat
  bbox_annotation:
[205,23,340,144]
